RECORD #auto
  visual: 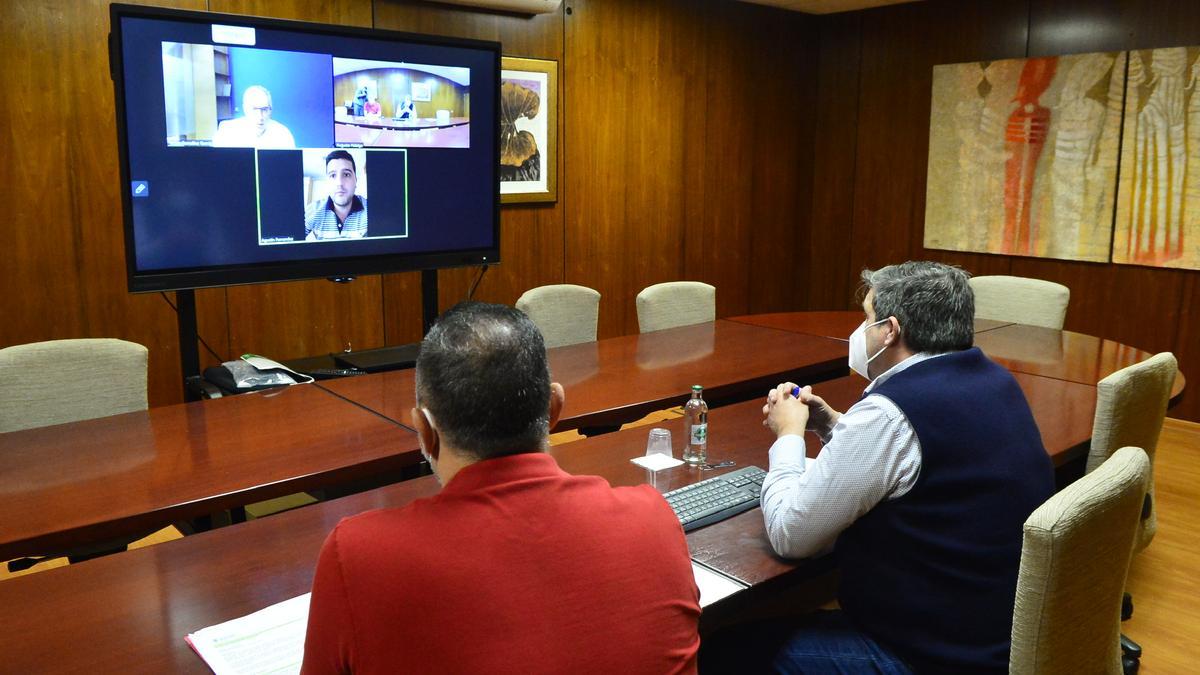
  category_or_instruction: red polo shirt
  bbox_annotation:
[301,452,701,674]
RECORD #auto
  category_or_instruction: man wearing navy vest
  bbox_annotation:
[707,262,1054,674]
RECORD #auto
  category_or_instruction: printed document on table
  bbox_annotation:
[692,560,748,608]
[188,565,745,672]
[185,593,310,675]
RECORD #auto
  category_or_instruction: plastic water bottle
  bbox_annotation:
[682,385,708,465]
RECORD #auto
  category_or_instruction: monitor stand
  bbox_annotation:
[176,269,442,398]
[330,269,440,373]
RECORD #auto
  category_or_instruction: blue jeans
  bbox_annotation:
[700,610,913,674]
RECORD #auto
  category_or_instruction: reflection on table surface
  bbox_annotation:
[319,319,847,431]
[732,311,1184,404]
[728,311,1014,341]
[0,383,419,562]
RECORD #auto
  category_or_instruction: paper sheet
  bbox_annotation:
[186,593,310,675]
[692,560,749,607]
[240,354,315,385]
[631,454,685,471]
[186,564,748,673]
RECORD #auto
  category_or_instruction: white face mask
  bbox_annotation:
[848,318,891,380]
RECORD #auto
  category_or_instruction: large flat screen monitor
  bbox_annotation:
[109,4,500,292]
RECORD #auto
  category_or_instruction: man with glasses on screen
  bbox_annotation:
[304,150,368,240]
[213,85,296,149]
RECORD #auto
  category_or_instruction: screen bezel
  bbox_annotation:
[109,3,502,293]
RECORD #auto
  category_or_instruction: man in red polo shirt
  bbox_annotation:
[301,302,701,675]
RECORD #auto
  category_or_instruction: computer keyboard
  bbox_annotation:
[664,465,767,532]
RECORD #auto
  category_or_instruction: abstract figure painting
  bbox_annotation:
[500,56,558,204]
[925,52,1125,262]
[1113,47,1200,269]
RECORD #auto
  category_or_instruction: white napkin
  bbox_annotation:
[630,454,684,471]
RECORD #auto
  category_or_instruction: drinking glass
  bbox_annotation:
[645,428,673,458]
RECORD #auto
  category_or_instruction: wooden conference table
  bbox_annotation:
[0,319,845,562]
[0,384,420,563]
[0,314,1181,670]
[0,388,1116,672]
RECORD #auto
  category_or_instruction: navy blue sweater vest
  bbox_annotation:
[836,347,1054,674]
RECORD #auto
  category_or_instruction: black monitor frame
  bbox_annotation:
[109,3,501,293]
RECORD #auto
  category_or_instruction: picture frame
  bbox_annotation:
[500,56,558,204]
[410,80,432,102]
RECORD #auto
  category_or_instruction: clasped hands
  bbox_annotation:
[762,382,841,439]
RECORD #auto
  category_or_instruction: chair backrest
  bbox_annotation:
[969,275,1070,329]
[0,338,149,433]
[515,284,601,349]
[636,281,715,333]
[1010,446,1150,675]
[1087,351,1176,552]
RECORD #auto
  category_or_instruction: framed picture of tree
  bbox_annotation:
[500,56,557,204]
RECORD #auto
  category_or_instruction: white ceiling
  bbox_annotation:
[736,0,921,14]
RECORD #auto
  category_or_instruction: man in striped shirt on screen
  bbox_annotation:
[305,149,368,240]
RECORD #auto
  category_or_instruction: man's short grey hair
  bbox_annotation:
[243,85,273,107]
[860,261,974,354]
[416,302,552,461]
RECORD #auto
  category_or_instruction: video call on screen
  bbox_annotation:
[120,16,497,273]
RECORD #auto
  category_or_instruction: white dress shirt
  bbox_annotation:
[212,117,297,149]
[760,352,948,559]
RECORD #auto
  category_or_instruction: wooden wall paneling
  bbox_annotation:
[0,0,209,408]
[210,0,372,25]
[1028,0,1200,57]
[565,0,693,337]
[838,0,1027,288]
[557,5,621,334]
[742,6,816,316]
[1009,259,1186,352]
[924,252,1012,279]
[1172,276,1199,421]
[848,0,1027,284]
[668,1,815,320]
[224,278,385,360]
[1027,0,1128,56]
[439,205,565,307]
[378,271,425,347]
[194,288,232,371]
[806,12,862,310]
[682,2,754,319]
[374,0,563,50]
[1118,0,1200,52]
[373,0,566,336]
[848,1,945,278]
[678,7,713,315]
[1,1,97,344]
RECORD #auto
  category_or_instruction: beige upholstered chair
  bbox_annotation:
[0,338,149,432]
[969,275,1070,329]
[1085,351,1177,669]
[1010,446,1150,675]
[1,338,150,570]
[1087,352,1176,552]
[515,284,601,349]
[636,281,715,333]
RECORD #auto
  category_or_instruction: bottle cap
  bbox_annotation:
[692,384,703,391]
